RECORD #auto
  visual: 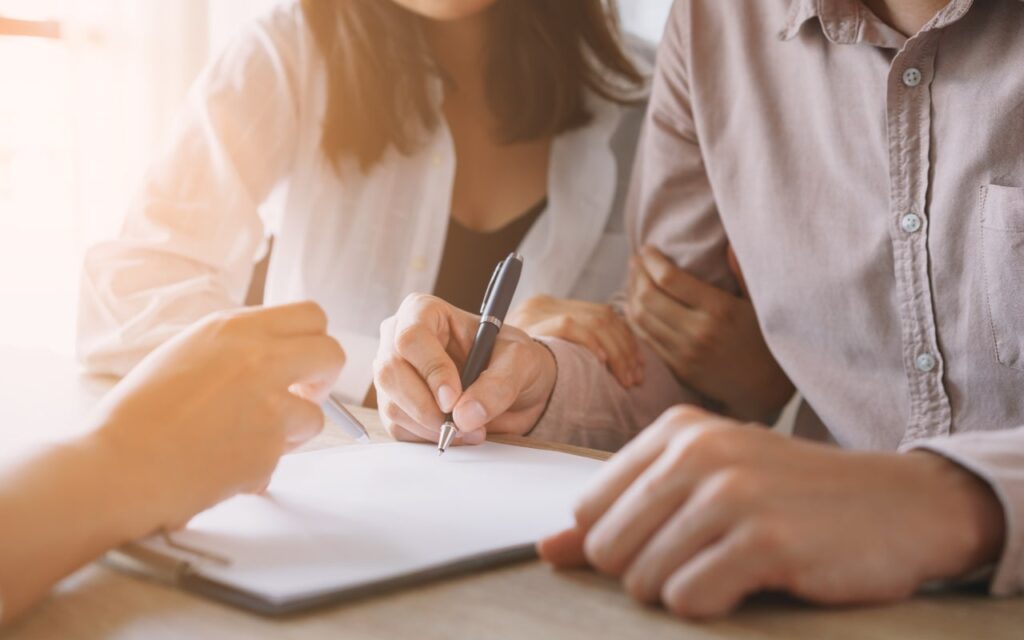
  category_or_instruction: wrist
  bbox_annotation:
[522,339,559,436]
[907,451,1006,580]
[85,417,171,541]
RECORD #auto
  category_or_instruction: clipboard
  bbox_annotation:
[104,440,607,616]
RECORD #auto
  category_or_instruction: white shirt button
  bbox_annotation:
[902,67,922,87]
[915,352,936,373]
[900,213,923,234]
[410,255,427,272]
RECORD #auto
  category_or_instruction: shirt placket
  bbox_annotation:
[885,33,954,446]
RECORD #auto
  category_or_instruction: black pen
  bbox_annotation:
[437,252,524,455]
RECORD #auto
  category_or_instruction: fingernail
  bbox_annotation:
[462,429,486,445]
[457,400,488,431]
[438,385,457,412]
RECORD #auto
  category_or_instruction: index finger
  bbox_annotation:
[573,406,711,530]
[268,334,346,391]
[393,296,477,412]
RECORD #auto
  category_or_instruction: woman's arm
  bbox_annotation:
[0,303,344,624]
[626,245,794,423]
[77,5,307,376]
[509,296,644,388]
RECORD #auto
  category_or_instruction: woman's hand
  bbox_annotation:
[509,295,644,388]
[374,294,558,444]
[625,246,794,423]
[0,303,345,623]
[92,301,346,532]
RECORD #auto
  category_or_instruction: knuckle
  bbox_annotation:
[638,282,658,307]
[662,404,708,427]
[372,354,393,379]
[555,315,576,335]
[662,581,699,619]
[299,300,328,326]
[654,268,678,292]
[582,532,619,577]
[689,325,718,352]
[393,325,423,354]
[523,294,551,310]
[384,420,404,439]
[378,315,397,340]
[705,468,760,506]
[622,568,653,603]
[742,517,789,557]
[420,359,451,386]
[324,336,346,367]
[681,426,728,461]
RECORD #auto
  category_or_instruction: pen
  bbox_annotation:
[437,252,524,455]
[322,393,371,443]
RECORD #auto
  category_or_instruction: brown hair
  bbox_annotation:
[300,0,643,172]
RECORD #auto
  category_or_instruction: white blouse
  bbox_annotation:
[77,2,652,403]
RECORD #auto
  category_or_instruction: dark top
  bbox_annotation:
[433,198,547,313]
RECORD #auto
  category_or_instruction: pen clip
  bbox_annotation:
[480,259,504,315]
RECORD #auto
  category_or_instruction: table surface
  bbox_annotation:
[2,345,1023,639]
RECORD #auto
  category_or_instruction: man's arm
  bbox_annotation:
[526,3,738,448]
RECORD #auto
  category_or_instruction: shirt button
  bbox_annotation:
[410,255,427,272]
[900,213,923,234]
[431,154,442,166]
[915,352,937,373]
[902,67,922,87]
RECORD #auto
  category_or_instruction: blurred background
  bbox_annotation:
[0,0,672,355]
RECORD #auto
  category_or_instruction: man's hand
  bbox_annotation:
[626,246,794,422]
[539,406,1006,619]
[91,301,346,534]
[374,294,558,444]
[509,295,643,388]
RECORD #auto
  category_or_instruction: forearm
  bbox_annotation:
[0,434,156,623]
[529,338,705,451]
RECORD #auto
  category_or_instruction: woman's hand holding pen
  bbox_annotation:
[374,294,557,444]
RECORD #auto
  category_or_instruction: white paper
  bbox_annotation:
[139,442,603,605]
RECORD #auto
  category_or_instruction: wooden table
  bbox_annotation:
[2,346,1022,639]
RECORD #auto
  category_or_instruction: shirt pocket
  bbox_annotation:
[979,184,1024,370]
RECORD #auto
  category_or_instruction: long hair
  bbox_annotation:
[300,0,643,172]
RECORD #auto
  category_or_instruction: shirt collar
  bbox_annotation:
[779,0,1003,46]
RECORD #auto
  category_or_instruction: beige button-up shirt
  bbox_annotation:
[532,0,1024,596]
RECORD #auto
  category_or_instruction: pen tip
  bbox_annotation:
[437,449,444,457]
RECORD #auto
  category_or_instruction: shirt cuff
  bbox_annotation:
[906,429,1024,596]
[526,337,595,447]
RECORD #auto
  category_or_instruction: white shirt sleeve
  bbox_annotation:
[77,5,305,375]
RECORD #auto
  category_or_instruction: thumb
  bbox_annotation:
[451,337,547,434]
[726,244,749,298]
[640,245,728,310]
[538,527,589,569]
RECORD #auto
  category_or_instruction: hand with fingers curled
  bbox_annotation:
[539,405,1006,619]
[92,301,346,530]
[373,293,558,445]
[508,295,645,388]
[626,245,795,423]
